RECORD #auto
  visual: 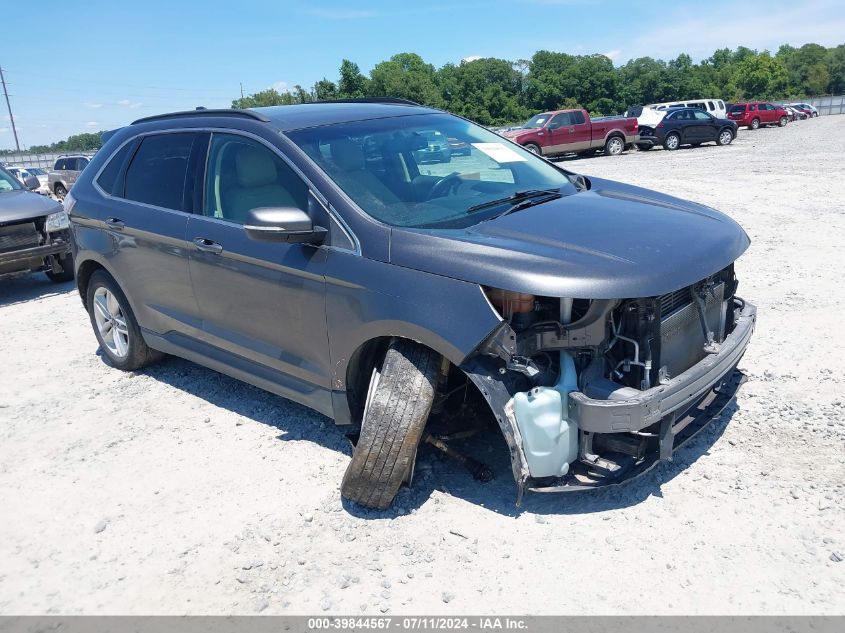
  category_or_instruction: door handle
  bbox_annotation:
[193,237,223,254]
[568,127,575,133]
[104,217,125,230]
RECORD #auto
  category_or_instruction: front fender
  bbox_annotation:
[324,250,502,409]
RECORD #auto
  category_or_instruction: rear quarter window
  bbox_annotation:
[96,141,136,196]
[123,133,195,211]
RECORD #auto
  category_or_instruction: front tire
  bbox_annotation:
[86,270,162,371]
[341,339,439,510]
[717,128,734,146]
[524,143,541,155]
[663,132,681,151]
[54,183,67,199]
[779,116,788,127]
[604,136,624,156]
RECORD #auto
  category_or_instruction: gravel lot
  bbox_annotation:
[1,115,843,616]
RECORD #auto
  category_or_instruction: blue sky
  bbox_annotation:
[2,0,843,149]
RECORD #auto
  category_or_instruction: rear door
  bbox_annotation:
[185,131,332,414]
[569,110,592,148]
[692,109,718,141]
[98,131,206,339]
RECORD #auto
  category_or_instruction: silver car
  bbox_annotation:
[48,155,92,198]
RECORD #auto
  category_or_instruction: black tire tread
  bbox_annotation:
[341,339,439,510]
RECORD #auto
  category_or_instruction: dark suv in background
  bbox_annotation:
[68,100,755,509]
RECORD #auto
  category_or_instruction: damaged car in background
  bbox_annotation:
[1,165,74,283]
[67,100,755,510]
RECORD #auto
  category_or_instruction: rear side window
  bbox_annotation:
[54,159,65,170]
[96,141,136,196]
[707,101,715,110]
[571,110,585,124]
[749,104,757,111]
[124,133,195,211]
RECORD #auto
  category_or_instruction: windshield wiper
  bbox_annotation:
[466,188,561,214]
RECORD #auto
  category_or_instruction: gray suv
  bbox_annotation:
[68,100,756,509]
[48,154,91,198]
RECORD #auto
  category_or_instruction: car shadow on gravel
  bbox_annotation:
[0,272,75,308]
[130,354,737,520]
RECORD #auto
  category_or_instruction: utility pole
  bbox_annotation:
[0,66,21,152]
[240,82,244,99]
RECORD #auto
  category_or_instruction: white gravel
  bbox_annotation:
[1,116,843,615]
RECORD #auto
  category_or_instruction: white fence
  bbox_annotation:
[804,94,845,116]
[0,151,96,170]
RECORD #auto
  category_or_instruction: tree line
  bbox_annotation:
[4,42,841,155]
[232,43,845,126]
[0,131,104,156]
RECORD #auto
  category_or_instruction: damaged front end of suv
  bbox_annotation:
[465,264,755,503]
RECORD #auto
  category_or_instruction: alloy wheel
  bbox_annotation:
[93,287,130,358]
[606,138,624,155]
[719,130,733,145]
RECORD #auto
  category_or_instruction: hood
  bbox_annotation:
[389,176,750,299]
[0,189,63,224]
[502,128,534,139]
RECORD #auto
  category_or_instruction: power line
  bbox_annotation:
[0,66,21,152]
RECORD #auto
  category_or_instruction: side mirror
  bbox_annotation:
[243,207,327,244]
[23,174,40,190]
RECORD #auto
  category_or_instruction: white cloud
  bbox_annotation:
[117,99,142,108]
[602,49,621,61]
[117,99,131,106]
[0,127,9,134]
[629,0,845,61]
[462,55,483,63]
[271,81,290,93]
[85,121,100,127]
[86,102,103,109]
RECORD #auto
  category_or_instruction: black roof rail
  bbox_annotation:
[307,97,421,106]
[131,108,270,125]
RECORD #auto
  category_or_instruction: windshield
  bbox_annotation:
[0,167,24,192]
[520,113,551,129]
[287,113,577,229]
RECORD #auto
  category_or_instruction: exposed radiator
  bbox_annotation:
[659,283,725,378]
[0,222,40,253]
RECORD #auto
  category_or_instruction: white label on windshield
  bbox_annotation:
[471,142,527,163]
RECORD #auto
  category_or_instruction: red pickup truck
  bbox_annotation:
[502,109,639,157]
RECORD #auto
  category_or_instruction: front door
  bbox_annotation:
[186,132,332,414]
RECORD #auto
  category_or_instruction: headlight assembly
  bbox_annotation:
[45,209,69,232]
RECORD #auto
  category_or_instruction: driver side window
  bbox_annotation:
[693,110,712,120]
[204,134,308,225]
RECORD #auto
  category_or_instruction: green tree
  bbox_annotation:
[368,53,443,106]
[338,59,368,98]
[314,78,339,101]
[732,52,789,99]
[826,45,845,93]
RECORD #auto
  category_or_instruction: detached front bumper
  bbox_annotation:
[527,300,756,493]
[570,301,756,434]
